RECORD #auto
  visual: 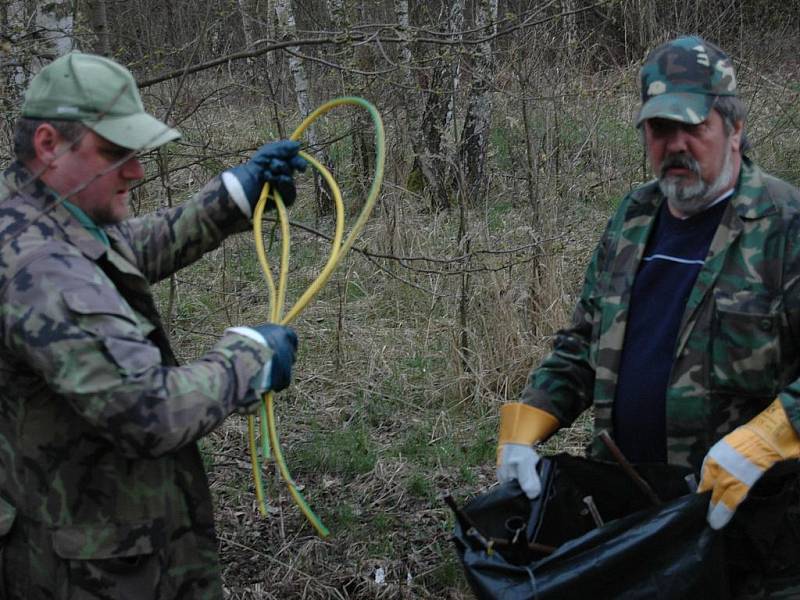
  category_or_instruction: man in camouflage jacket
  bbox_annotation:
[497,36,800,574]
[0,53,305,598]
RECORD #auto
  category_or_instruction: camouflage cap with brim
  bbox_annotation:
[21,52,180,150]
[637,35,737,126]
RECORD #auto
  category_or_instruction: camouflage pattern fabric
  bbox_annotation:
[520,158,800,473]
[0,162,272,599]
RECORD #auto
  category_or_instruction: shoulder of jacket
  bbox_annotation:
[0,227,90,297]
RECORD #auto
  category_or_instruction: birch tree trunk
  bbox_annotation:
[396,0,436,204]
[411,0,464,211]
[328,0,374,203]
[237,0,259,49]
[274,0,314,132]
[274,0,328,212]
[236,0,262,82]
[561,0,578,52]
[328,0,346,29]
[36,0,74,59]
[86,0,112,56]
[458,0,497,205]
[5,0,74,99]
[443,0,464,169]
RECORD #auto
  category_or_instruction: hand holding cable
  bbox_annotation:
[228,324,298,393]
[222,140,308,217]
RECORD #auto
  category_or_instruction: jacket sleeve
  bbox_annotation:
[109,176,251,284]
[2,249,270,459]
[518,216,616,427]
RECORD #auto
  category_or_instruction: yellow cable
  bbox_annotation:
[247,97,385,537]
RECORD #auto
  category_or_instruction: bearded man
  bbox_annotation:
[496,35,800,596]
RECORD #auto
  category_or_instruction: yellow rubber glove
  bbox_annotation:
[496,403,559,498]
[698,398,800,529]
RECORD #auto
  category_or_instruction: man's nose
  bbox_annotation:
[120,156,145,180]
[664,127,690,153]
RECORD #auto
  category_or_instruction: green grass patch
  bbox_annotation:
[365,511,398,557]
[417,544,469,591]
[406,471,434,499]
[485,200,514,231]
[293,423,377,476]
[395,420,494,469]
[330,502,358,529]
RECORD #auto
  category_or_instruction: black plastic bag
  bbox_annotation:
[450,454,731,600]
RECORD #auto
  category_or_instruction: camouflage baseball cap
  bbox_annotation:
[637,36,737,126]
[21,52,180,150]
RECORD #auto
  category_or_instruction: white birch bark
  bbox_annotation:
[327,0,346,29]
[35,0,74,59]
[274,0,315,144]
[394,0,434,196]
[86,0,112,56]
[561,0,578,51]
[237,0,258,49]
[7,0,73,91]
[7,0,29,89]
[275,0,329,211]
[444,0,464,147]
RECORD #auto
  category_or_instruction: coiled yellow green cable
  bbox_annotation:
[246,97,385,537]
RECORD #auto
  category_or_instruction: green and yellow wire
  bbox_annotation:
[246,97,385,537]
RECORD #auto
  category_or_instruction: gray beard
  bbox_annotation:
[658,145,734,217]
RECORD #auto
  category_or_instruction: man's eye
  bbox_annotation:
[650,122,672,135]
[103,148,132,162]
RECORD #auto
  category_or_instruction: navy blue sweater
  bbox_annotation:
[613,195,730,462]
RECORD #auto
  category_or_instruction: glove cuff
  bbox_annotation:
[221,171,253,218]
[225,326,267,347]
[748,398,800,458]
[499,403,559,446]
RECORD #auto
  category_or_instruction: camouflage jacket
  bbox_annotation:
[0,162,271,599]
[521,159,800,471]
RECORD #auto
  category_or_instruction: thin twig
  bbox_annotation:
[598,430,662,506]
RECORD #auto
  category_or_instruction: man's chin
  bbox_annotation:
[659,178,704,202]
[95,208,128,225]
[658,179,712,216]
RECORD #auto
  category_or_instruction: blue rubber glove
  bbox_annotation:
[222,140,308,216]
[228,324,298,392]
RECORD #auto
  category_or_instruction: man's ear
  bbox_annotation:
[729,119,744,153]
[32,123,64,166]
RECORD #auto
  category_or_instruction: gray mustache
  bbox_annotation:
[660,154,700,178]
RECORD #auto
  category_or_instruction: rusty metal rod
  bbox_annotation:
[598,430,662,506]
[582,495,605,527]
[490,537,557,556]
